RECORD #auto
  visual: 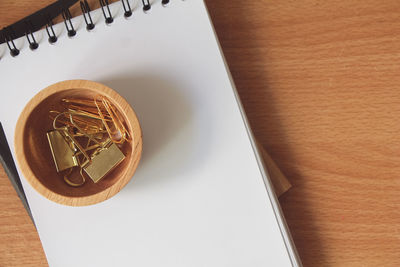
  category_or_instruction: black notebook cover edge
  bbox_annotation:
[0,122,34,224]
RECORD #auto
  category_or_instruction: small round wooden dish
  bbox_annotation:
[14,80,142,206]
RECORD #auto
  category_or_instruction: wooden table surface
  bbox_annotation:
[1,0,399,266]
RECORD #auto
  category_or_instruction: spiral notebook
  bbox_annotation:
[0,1,300,266]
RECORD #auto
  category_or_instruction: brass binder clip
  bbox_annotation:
[47,129,78,172]
[83,139,125,183]
[68,112,125,183]
[47,112,80,172]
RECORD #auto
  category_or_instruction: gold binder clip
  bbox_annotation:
[68,113,125,183]
[47,112,81,172]
[83,141,125,183]
[46,129,78,172]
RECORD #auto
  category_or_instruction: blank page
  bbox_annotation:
[0,1,299,266]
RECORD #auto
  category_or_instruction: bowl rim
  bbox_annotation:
[14,79,142,206]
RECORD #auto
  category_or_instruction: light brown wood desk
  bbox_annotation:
[0,1,399,266]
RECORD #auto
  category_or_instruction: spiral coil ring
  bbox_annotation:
[45,17,58,44]
[62,8,76,37]
[121,0,133,18]
[3,28,20,57]
[100,0,114,24]
[24,21,39,50]
[80,0,95,31]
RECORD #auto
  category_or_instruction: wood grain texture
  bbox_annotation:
[0,0,399,266]
[205,1,400,266]
[0,163,48,266]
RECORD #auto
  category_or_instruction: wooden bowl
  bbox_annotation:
[14,80,142,206]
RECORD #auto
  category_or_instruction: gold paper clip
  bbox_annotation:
[61,98,112,120]
[49,111,104,134]
[95,95,131,144]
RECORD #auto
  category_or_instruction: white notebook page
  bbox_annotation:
[0,0,299,266]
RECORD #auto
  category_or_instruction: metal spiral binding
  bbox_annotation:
[3,28,20,57]
[142,0,151,12]
[1,0,179,59]
[80,0,95,30]
[24,21,39,50]
[62,8,76,37]
[121,0,132,18]
[46,17,58,44]
[100,0,114,24]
